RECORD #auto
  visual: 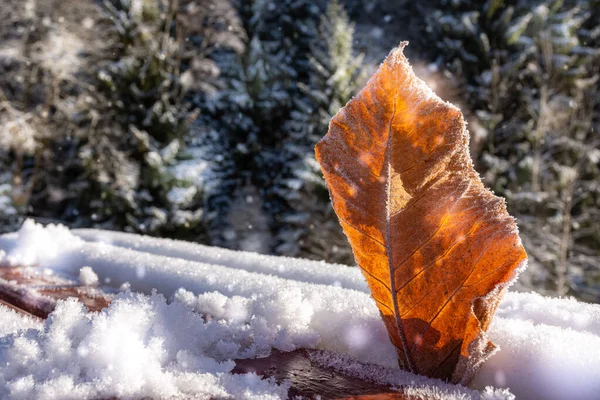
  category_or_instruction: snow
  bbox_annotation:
[0,220,84,266]
[0,305,42,336]
[472,316,600,400]
[78,267,99,287]
[1,221,600,399]
[307,350,514,400]
[73,229,369,292]
[166,186,197,207]
[0,182,17,217]
[494,291,600,334]
[13,238,397,367]
[0,294,287,400]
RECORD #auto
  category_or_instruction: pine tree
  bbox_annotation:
[196,0,322,250]
[0,0,102,231]
[68,0,194,235]
[0,0,244,240]
[419,0,600,300]
[68,0,244,239]
[273,0,365,263]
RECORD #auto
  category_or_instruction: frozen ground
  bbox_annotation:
[1,221,599,399]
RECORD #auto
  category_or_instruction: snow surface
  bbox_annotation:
[0,305,42,336]
[1,221,599,399]
[0,294,287,399]
[74,228,369,291]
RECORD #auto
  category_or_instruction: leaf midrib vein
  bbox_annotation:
[385,83,416,374]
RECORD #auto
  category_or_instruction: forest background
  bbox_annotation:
[0,0,598,302]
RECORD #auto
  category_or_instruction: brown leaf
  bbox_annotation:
[315,42,527,385]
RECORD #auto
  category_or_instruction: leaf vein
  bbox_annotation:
[409,230,502,355]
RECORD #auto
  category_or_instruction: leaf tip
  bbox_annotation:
[385,41,410,67]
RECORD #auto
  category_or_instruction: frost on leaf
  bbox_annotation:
[315,42,527,385]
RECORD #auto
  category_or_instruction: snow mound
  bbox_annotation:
[1,220,600,400]
[0,220,83,267]
[0,293,287,400]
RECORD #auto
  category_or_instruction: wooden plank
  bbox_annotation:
[0,298,44,320]
[39,286,112,313]
[0,266,113,318]
[0,279,56,318]
[233,349,411,399]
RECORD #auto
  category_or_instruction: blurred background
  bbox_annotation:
[0,0,598,301]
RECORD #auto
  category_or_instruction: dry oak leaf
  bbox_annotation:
[315,42,527,385]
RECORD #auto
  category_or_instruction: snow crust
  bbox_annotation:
[1,221,599,399]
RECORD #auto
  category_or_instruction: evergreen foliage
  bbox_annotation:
[419,0,600,300]
[195,0,322,251]
[274,0,364,263]
[0,0,102,232]
[0,0,243,239]
[76,0,195,235]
